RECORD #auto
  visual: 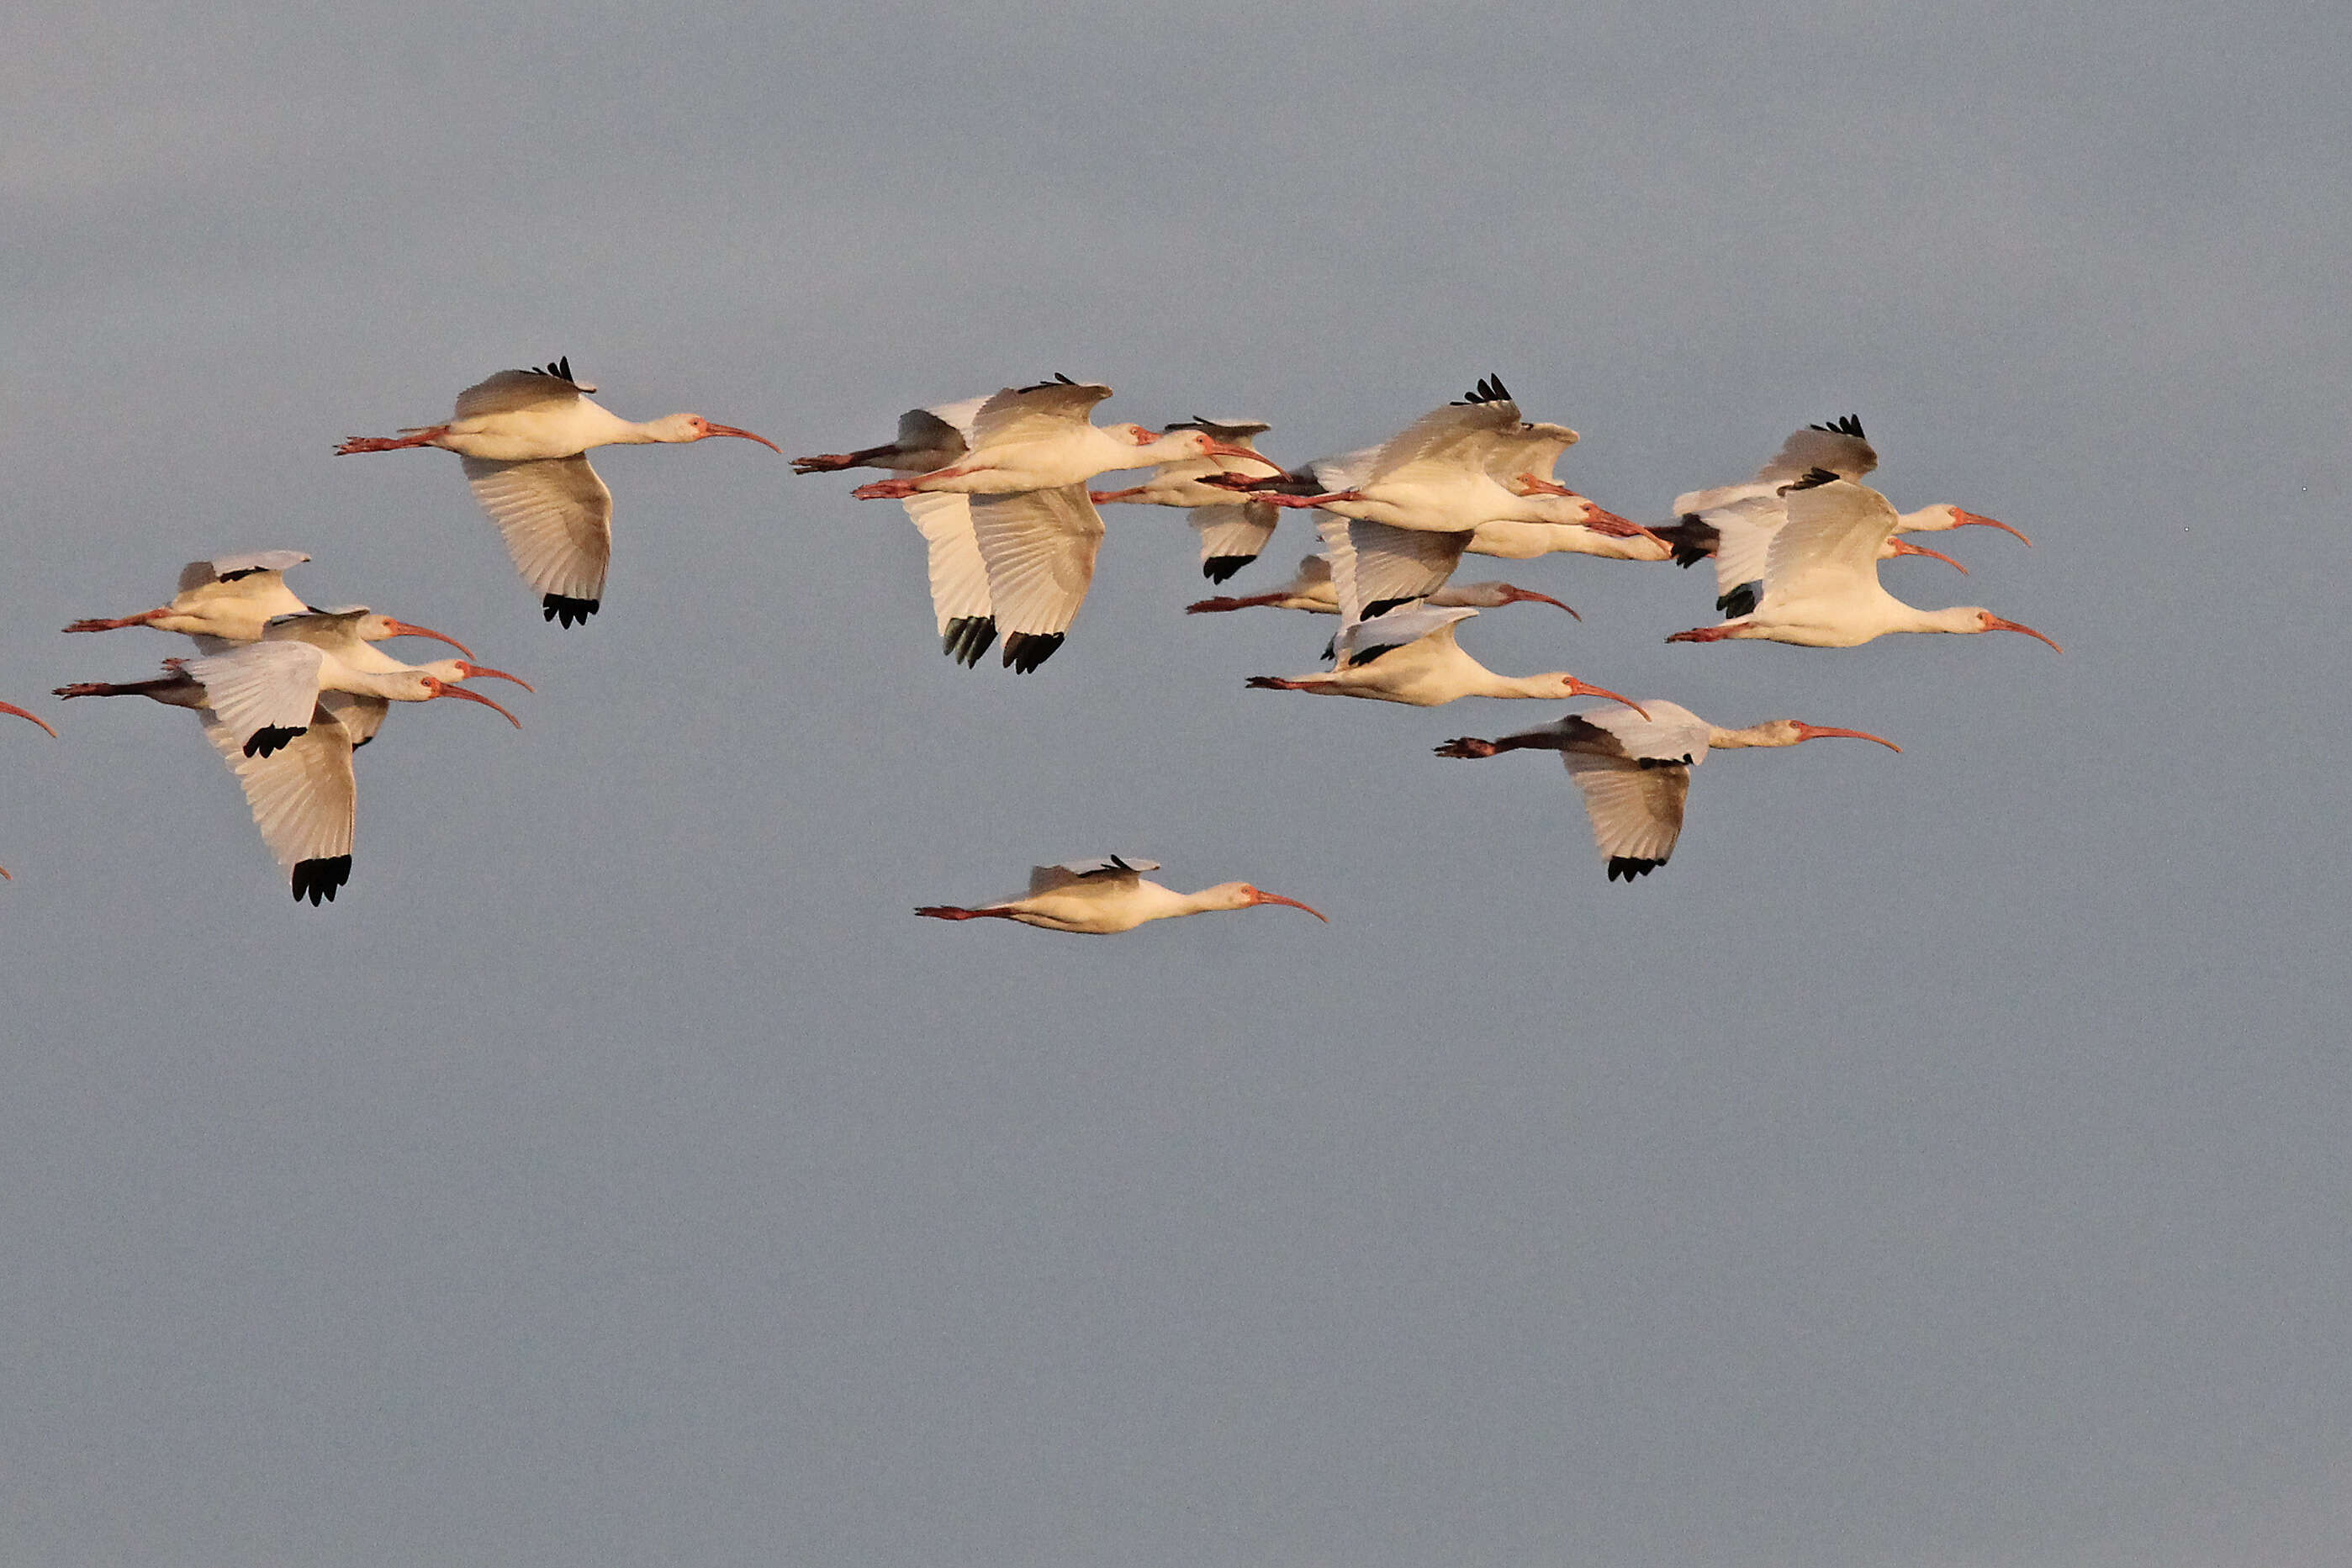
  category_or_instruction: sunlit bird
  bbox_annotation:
[336,356,780,626]
[915,855,1328,933]
[1245,603,1643,710]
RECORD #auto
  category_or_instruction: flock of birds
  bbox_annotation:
[16,361,2056,926]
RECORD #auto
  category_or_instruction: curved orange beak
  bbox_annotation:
[1571,679,1649,721]
[455,662,534,693]
[1889,539,1967,573]
[1954,510,2031,545]
[704,423,782,453]
[1794,724,1901,752]
[1501,586,1580,620]
[0,700,58,738]
[1248,889,1329,922]
[381,620,475,657]
[1198,439,1270,465]
[424,678,523,727]
[1984,615,2061,651]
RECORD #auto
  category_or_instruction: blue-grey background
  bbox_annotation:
[5,3,2347,1563]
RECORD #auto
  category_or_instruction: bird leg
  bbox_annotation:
[913,905,1023,921]
[1245,676,1329,692]
[1260,491,1359,509]
[335,427,450,455]
[790,443,897,475]
[53,678,188,700]
[62,609,168,632]
[1433,737,1502,758]
[854,465,979,500]
[1186,592,1291,614]
[1088,486,1149,504]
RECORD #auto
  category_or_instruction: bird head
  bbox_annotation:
[1208,883,1329,921]
[357,613,474,657]
[655,413,781,451]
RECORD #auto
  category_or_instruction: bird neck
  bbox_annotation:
[1895,504,1958,532]
[1705,722,1794,751]
[1895,604,1988,635]
[1483,670,1569,700]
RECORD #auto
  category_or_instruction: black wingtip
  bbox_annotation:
[542,594,601,627]
[1002,631,1065,673]
[1716,582,1761,619]
[291,855,351,905]
[1606,856,1665,882]
[244,725,307,759]
[1780,467,1842,494]
[1201,555,1252,584]
[1807,414,1866,439]
[1359,596,1416,621]
[1453,373,1513,407]
[942,615,998,668]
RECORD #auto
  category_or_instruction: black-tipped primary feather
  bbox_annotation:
[1359,595,1416,621]
[1002,631,1064,673]
[1779,467,1842,494]
[1455,374,1513,406]
[1607,856,1664,882]
[244,725,306,759]
[542,594,600,627]
[1716,582,1761,618]
[1202,555,1251,584]
[943,615,997,668]
[1807,414,1865,438]
[292,855,351,905]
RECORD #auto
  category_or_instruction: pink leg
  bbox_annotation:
[335,426,450,455]
[1245,676,1326,691]
[913,905,1022,921]
[62,608,168,633]
[1261,491,1358,510]
[1664,624,1742,643]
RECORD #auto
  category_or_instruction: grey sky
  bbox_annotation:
[4,2,2348,1564]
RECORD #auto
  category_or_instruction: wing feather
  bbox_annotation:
[1762,476,1900,606]
[200,700,357,872]
[901,493,992,636]
[968,485,1104,637]
[1189,500,1278,574]
[968,378,1115,448]
[181,641,325,752]
[1365,401,1518,484]
[461,454,614,604]
[1562,754,1692,872]
[453,363,591,420]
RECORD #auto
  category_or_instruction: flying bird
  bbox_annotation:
[1664,473,2058,650]
[1435,699,1900,880]
[915,855,1327,934]
[64,552,475,656]
[336,357,780,626]
[1087,417,1287,582]
[1245,603,1643,709]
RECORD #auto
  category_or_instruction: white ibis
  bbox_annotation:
[1666,472,2059,650]
[915,855,1327,934]
[1435,700,1901,880]
[843,378,1269,672]
[1245,603,1643,709]
[59,640,526,760]
[791,397,985,477]
[0,698,57,881]
[64,552,476,656]
[1652,417,2027,609]
[1087,417,1287,582]
[336,356,780,626]
[53,646,522,904]
[848,377,1266,499]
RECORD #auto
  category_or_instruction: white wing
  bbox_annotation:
[320,691,391,749]
[1364,400,1518,484]
[1027,854,1160,895]
[968,484,1104,638]
[1305,446,1381,492]
[968,377,1115,448]
[200,700,357,890]
[1702,494,1790,599]
[180,550,310,592]
[1557,702,1712,768]
[1319,515,1469,624]
[453,362,591,420]
[1483,423,1578,488]
[1762,477,1901,607]
[1754,420,1877,487]
[901,493,992,636]
[461,454,614,606]
[181,641,325,754]
[1190,500,1278,574]
[1562,754,1692,877]
[1336,603,1477,668]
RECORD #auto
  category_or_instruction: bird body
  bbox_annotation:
[336,358,779,626]
[65,552,312,643]
[1436,700,1900,879]
[848,378,1264,500]
[1665,474,2056,650]
[915,855,1327,934]
[1245,604,1638,709]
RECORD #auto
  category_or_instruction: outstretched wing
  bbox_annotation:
[461,454,614,610]
[454,359,595,420]
[180,550,310,593]
[1335,603,1477,669]
[1562,753,1693,880]
[1753,418,1877,487]
[1364,399,1520,485]
[1190,500,1278,580]
[1027,854,1160,895]
[901,493,993,637]
[968,484,1105,666]
[969,376,1115,448]
[182,641,325,756]
[1319,515,1469,625]
[1762,473,1901,608]
[1483,422,1578,488]
[200,700,358,899]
